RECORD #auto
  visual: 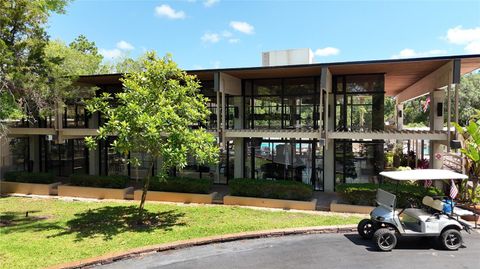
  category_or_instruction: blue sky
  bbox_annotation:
[47,0,480,70]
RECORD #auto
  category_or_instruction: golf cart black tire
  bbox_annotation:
[439,229,462,251]
[373,228,397,251]
[358,219,375,240]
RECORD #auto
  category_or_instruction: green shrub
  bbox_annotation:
[4,171,56,184]
[229,178,313,201]
[68,174,130,189]
[149,177,212,194]
[336,183,443,207]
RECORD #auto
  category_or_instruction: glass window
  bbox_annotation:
[253,79,281,96]
[334,75,385,131]
[64,103,88,128]
[252,96,282,129]
[284,78,315,95]
[8,138,29,172]
[345,75,384,93]
[244,138,323,190]
[335,141,384,185]
[198,80,217,130]
[244,77,319,130]
[40,139,88,177]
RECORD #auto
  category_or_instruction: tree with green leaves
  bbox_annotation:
[0,0,71,134]
[454,119,480,203]
[457,73,480,126]
[44,36,104,103]
[85,52,219,218]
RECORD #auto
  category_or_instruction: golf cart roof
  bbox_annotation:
[379,169,468,181]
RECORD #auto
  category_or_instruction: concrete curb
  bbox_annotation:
[47,225,357,269]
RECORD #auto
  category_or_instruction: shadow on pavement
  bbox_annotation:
[344,234,440,251]
[52,206,186,241]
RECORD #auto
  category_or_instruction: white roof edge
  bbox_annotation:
[380,169,468,181]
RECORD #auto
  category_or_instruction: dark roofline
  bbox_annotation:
[78,54,480,79]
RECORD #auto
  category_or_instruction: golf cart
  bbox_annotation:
[357,169,475,251]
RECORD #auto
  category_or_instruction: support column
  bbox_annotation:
[88,148,99,176]
[30,136,40,172]
[396,103,404,130]
[0,136,9,177]
[429,90,445,170]
[233,95,243,129]
[324,92,335,192]
[233,138,244,178]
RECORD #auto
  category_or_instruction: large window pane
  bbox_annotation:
[244,138,323,190]
[335,141,384,185]
[8,138,29,172]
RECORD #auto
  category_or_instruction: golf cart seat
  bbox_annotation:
[422,196,444,212]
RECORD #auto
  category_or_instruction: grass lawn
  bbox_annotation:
[0,196,362,269]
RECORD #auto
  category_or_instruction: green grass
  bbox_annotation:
[0,197,362,269]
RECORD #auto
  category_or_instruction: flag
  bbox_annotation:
[423,96,431,113]
[449,179,458,199]
[424,180,432,187]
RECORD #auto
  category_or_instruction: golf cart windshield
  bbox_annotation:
[379,169,468,181]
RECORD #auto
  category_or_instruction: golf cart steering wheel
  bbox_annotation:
[407,197,418,208]
[398,198,418,215]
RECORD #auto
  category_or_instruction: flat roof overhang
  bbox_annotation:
[76,55,480,95]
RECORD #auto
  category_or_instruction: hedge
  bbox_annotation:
[68,174,130,189]
[229,178,313,201]
[148,177,212,194]
[336,183,443,207]
[3,171,56,184]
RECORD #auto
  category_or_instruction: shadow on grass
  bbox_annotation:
[0,211,64,234]
[52,206,186,241]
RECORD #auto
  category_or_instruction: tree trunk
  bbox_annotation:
[138,160,155,222]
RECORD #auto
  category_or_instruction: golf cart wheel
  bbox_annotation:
[439,229,462,251]
[357,219,375,239]
[373,228,397,251]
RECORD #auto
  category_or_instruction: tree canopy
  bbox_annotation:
[85,52,219,214]
[458,73,480,126]
[0,0,72,132]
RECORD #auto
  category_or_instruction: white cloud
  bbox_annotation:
[100,40,136,59]
[99,48,123,59]
[201,33,220,43]
[314,47,340,57]
[446,26,480,45]
[116,40,134,50]
[391,48,447,59]
[465,41,480,54]
[228,38,240,44]
[445,26,480,54]
[230,21,254,35]
[155,4,186,19]
[204,0,219,7]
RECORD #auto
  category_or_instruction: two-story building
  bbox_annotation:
[1,50,479,192]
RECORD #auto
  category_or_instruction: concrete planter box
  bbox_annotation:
[0,181,61,195]
[224,195,317,211]
[330,200,374,214]
[57,185,133,200]
[134,190,216,204]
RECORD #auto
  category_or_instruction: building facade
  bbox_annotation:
[1,54,479,192]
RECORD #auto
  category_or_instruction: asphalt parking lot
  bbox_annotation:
[97,231,480,269]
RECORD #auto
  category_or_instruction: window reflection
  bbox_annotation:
[335,140,384,185]
[244,77,319,130]
[245,138,323,190]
